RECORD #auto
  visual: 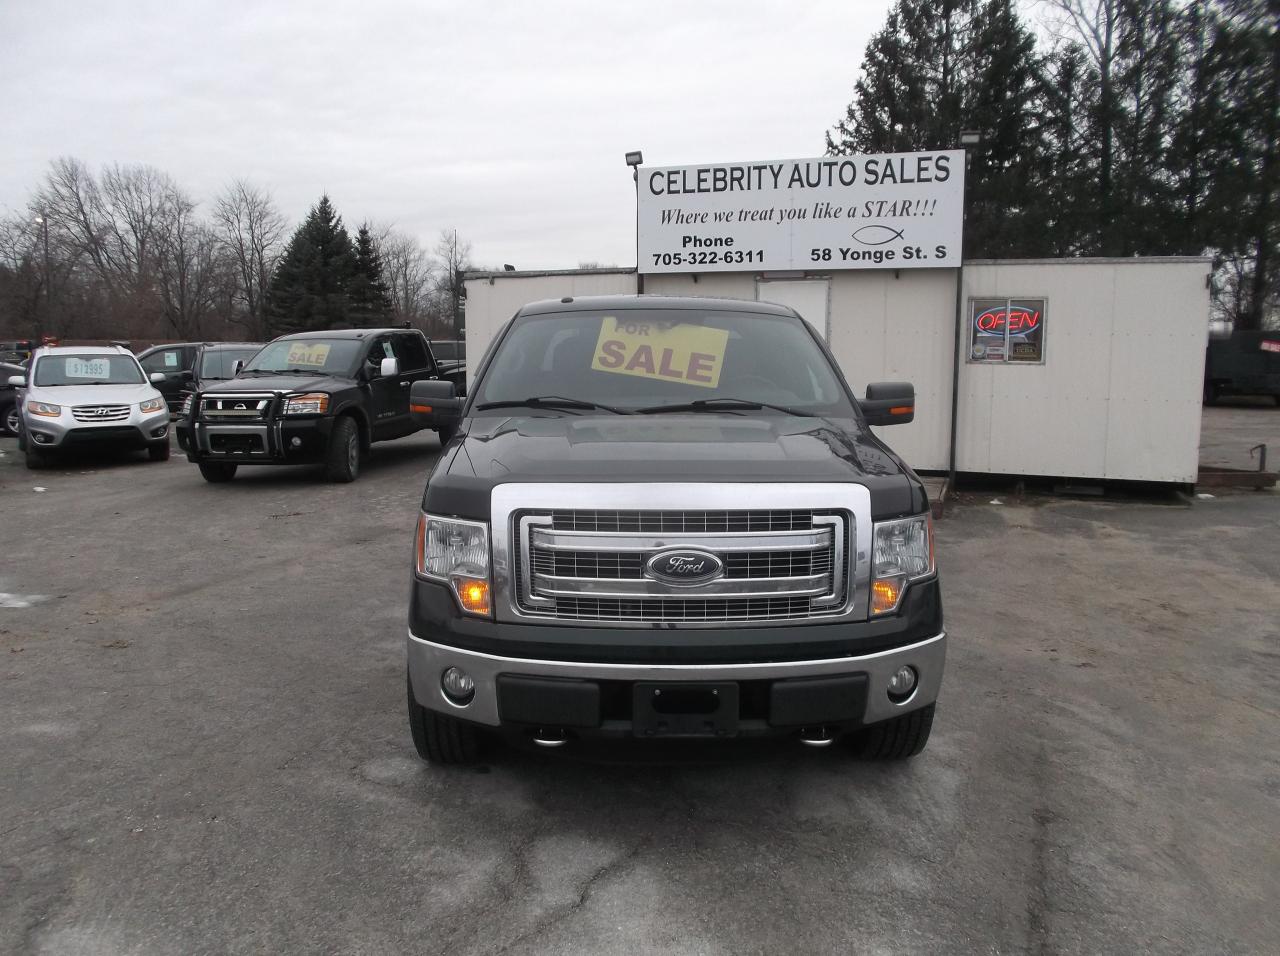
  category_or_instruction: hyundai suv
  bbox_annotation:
[9,345,172,469]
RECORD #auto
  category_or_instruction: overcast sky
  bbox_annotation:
[1,0,893,270]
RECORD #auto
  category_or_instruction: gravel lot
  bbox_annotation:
[1,430,1277,955]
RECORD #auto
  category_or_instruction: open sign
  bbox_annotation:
[975,307,1041,336]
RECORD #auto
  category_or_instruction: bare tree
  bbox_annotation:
[0,215,44,338]
[434,229,472,340]
[156,191,231,339]
[212,180,287,340]
[375,227,436,329]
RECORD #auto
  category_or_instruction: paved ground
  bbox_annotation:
[1,431,1278,955]
[1199,398,1280,471]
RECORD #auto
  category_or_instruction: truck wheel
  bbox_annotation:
[198,462,237,483]
[2,404,18,436]
[408,673,482,765]
[25,443,47,469]
[850,703,935,760]
[324,416,360,483]
[148,441,170,462]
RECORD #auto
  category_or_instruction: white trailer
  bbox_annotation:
[463,256,1211,484]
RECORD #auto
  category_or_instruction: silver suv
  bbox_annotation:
[8,345,172,469]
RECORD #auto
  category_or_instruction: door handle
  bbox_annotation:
[399,381,411,388]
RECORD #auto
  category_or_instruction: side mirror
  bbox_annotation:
[410,379,462,429]
[150,372,167,383]
[181,369,194,381]
[8,375,26,387]
[380,356,399,378]
[861,382,915,426]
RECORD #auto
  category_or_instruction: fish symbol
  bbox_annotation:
[851,225,905,246]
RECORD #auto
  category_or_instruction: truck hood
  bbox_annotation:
[201,374,347,394]
[426,413,927,520]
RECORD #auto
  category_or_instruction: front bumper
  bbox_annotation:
[177,416,334,464]
[408,630,946,736]
[24,410,169,450]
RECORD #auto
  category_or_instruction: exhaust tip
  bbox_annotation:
[798,727,836,748]
[532,729,569,748]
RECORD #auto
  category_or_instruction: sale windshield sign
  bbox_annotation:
[637,150,964,274]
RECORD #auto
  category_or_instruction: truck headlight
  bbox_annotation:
[871,514,934,615]
[28,401,61,418]
[140,397,165,414]
[283,392,329,415]
[416,513,492,617]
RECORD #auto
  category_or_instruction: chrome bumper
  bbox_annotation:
[407,630,946,728]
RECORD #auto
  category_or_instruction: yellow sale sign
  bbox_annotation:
[285,342,331,367]
[591,317,729,389]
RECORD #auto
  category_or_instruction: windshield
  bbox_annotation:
[34,353,144,386]
[201,347,261,379]
[473,309,854,415]
[241,338,362,376]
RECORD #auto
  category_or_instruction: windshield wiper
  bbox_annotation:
[474,395,632,415]
[635,397,809,416]
[241,368,313,375]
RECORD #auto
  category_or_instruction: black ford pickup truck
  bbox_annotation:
[176,328,464,483]
[406,295,943,763]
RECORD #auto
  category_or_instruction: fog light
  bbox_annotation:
[291,437,302,448]
[441,666,475,705]
[888,665,917,700]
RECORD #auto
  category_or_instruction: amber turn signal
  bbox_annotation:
[871,579,901,614]
[453,576,491,615]
[410,404,433,414]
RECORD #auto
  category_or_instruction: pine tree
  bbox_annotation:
[265,195,358,335]
[959,0,1051,257]
[349,225,394,325]
[826,0,972,157]
[826,0,1050,258]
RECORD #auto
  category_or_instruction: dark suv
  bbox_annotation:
[176,328,464,483]
[405,295,943,764]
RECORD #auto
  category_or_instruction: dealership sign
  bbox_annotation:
[637,150,964,274]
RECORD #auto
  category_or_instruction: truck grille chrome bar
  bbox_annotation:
[200,393,274,422]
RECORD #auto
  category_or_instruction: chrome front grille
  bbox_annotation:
[550,509,814,533]
[72,404,130,422]
[200,393,273,422]
[515,509,848,624]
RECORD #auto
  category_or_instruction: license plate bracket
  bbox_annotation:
[632,682,739,738]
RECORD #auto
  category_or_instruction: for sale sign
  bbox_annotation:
[637,150,964,274]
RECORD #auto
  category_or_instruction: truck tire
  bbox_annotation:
[148,441,170,462]
[850,703,935,760]
[198,462,237,483]
[324,415,360,483]
[408,673,482,765]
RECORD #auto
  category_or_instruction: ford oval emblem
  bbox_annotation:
[645,548,725,586]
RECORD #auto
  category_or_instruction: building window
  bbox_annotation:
[968,298,1047,364]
